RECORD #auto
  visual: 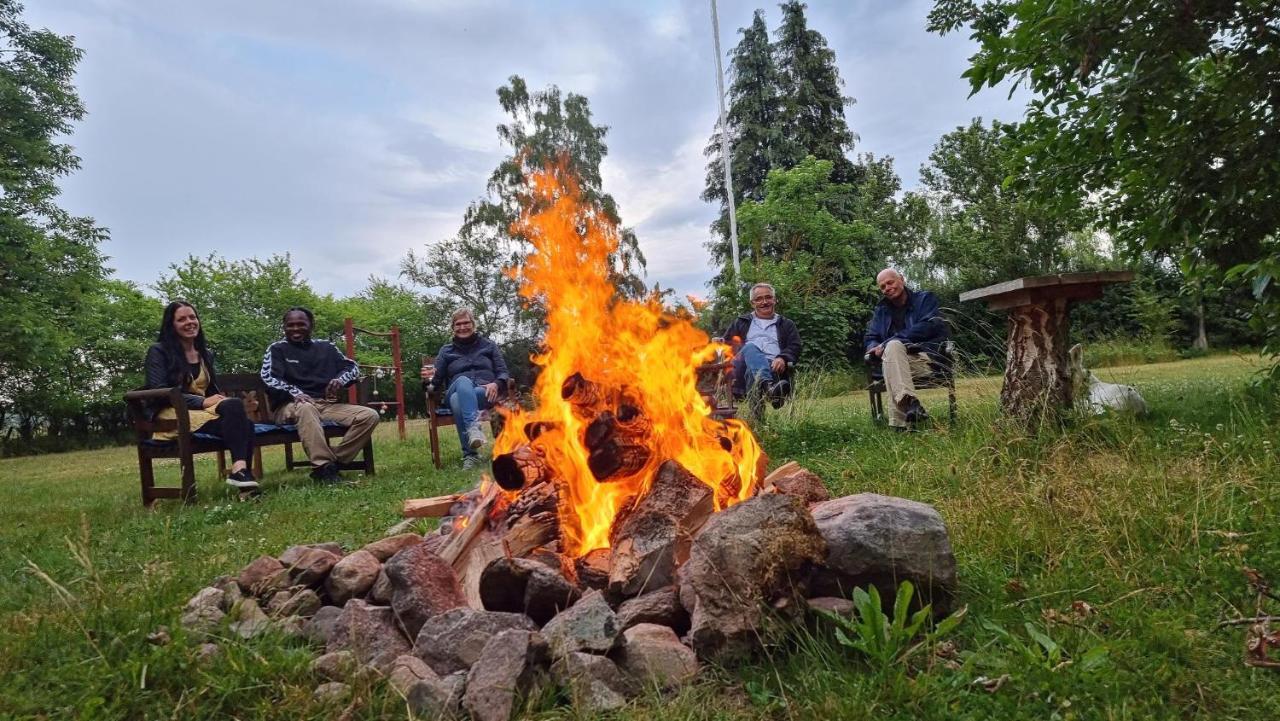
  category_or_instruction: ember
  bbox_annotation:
[491,163,765,558]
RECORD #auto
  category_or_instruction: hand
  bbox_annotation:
[202,394,227,410]
[483,382,499,403]
[420,365,436,381]
[870,344,884,358]
[292,392,314,405]
[325,378,344,400]
[770,357,787,375]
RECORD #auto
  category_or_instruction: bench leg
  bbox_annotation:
[868,388,881,423]
[139,449,156,508]
[948,384,957,423]
[363,441,376,476]
[216,450,226,479]
[253,447,265,480]
[180,450,198,505]
[428,420,442,470]
[284,442,295,470]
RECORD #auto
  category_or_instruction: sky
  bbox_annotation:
[27,0,1027,301]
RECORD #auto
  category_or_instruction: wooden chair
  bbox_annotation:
[864,340,958,425]
[124,374,375,507]
[424,369,518,470]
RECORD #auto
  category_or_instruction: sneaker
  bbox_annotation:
[309,462,342,484]
[904,397,931,427]
[466,425,486,451]
[225,470,260,491]
[461,455,480,471]
[766,379,791,409]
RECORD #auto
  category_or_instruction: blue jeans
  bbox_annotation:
[732,344,775,394]
[447,376,491,458]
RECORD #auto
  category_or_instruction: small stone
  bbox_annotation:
[180,605,225,636]
[616,623,698,689]
[277,615,306,639]
[541,590,620,658]
[770,468,831,504]
[302,605,343,646]
[195,642,221,662]
[329,599,411,671]
[285,547,341,587]
[185,587,224,613]
[406,672,466,719]
[211,575,244,611]
[266,587,322,618]
[806,597,855,616]
[615,586,688,633]
[361,533,424,562]
[237,555,285,595]
[146,626,170,646]
[313,681,350,704]
[326,550,381,605]
[385,543,467,638]
[384,518,420,537]
[463,629,549,721]
[553,651,636,712]
[311,650,358,681]
[412,608,539,676]
[369,569,392,605]
[386,654,440,696]
[229,599,272,639]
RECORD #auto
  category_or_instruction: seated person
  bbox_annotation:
[421,308,510,470]
[259,307,379,484]
[721,282,801,408]
[864,268,950,430]
[145,301,259,494]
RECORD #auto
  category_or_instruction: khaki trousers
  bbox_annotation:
[274,400,380,467]
[882,340,935,428]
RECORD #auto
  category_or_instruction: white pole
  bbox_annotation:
[710,0,741,282]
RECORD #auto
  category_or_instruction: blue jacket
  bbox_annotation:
[432,335,509,390]
[863,289,949,358]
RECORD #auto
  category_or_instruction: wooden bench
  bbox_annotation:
[864,340,958,425]
[124,373,375,507]
[424,374,518,470]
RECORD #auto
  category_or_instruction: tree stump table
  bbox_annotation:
[960,271,1134,424]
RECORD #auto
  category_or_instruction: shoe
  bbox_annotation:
[225,470,260,491]
[309,462,342,484]
[461,455,480,471]
[904,397,930,427]
[466,424,486,451]
[766,380,790,409]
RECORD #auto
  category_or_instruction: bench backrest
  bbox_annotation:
[217,373,276,422]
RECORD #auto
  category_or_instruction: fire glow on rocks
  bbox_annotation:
[492,164,765,558]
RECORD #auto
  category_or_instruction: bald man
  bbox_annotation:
[864,269,949,430]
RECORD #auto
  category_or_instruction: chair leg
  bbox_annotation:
[139,449,156,508]
[180,449,198,505]
[284,442,295,470]
[948,383,957,423]
[363,441,376,476]
[429,421,442,470]
[253,447,265,480]
[216,450,226,479]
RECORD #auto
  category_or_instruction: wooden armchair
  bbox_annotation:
[424,369,518,470]
[864,340,958,424]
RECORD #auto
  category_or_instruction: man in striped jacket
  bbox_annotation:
[260,307,379,483]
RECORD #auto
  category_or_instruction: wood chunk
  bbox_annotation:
[438,482,498,566]
[587,440,651,481]
[761,461,801,491]
[608,460,713,598]
[575,549,612,591]
[503,512,559,559]
[491,445,549,492]
[403,495,462,518]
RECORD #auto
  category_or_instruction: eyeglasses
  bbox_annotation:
[751,295,775,303]
[453,320,474,328]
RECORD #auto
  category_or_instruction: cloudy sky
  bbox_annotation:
[28,0,1024,300]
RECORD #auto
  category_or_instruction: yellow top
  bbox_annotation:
[153,360,220,441]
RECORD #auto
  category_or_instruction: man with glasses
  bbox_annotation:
[721,283,801,408]
[421,307,510,470]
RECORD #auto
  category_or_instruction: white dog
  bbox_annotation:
[1068,344,1148,415]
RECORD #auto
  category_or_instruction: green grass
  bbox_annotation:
[2,355,1278,720]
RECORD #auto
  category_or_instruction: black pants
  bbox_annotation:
[196,398,255,470]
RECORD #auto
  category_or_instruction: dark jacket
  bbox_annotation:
[259,339,360,407]
[432,335,509,391]
[145,342,221,411]
[722,313,802,366]
[863,289,949,357]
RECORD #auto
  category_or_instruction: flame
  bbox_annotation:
[494,162,764,557]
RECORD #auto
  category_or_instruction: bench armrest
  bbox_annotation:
[123,386,193,436]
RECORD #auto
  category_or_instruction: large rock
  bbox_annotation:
[229,598,272,639]
[384,543,467,637]
[412,608,539,676]
[361,533,424,562]
[541,590,620,658]
[607,460,712,597]
[302,605,343,646]
[615,586,688,634]
[310,650,358,682]
[329,599,411,671]
[479,557,580,625]
[809,493,957,611]
[616,623,698,689]
[266,587,321,618]
[463,629,549,721]
[386,654,440,696]
[552,651,636,712]
[325,550,381,605]
[281,543,344,566]
[369,568,392,605]
[237,555,285,595]
[211,576,243,611]
[313,681,349,704]
[407,671,466,719]
[681,493,826,661]
[180,588,225,635]
[284,547,341,587]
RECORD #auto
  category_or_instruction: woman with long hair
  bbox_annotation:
[145,301,259,493]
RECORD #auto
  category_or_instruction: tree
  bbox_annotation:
[929,0,1280,372]
[0,0,110,439]
[775,1,857,183]
[703,10,790,274]
[404,76,646,347]
[152,254,339,372]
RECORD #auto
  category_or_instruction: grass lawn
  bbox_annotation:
[2,354,1277,720]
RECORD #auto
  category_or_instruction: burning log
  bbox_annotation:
[438,482,499,566]
[588,439,652,481]
[523,420,559,441]
[503,511,559,559]
[575,548,612,591]
[607,460,714,597]
[504,481,558,522]
[561,372,603,417]
[491,445,550,492]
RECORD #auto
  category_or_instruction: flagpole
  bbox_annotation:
[710,0,741,283]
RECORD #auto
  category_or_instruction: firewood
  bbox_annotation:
[561,372,603,416]
[438,481,498,566]
[402,494,462,518]
[587,439,651,481]
[761,461,801,491]
[491,445,550,491]
[523,421,559,441]
[583,411,615,450]
[503,511,559,558]
[608,460,713,597]
[504,481,558,522]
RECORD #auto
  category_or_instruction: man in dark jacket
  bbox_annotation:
[721,282,801,408]
[259,307,379,483]
[864,269,949,429]
[421,308,510,470]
